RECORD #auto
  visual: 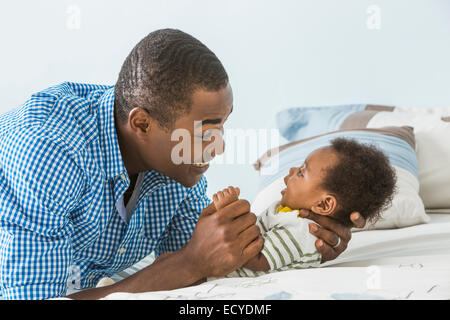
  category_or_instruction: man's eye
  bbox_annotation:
[297,169,303,177]
[194,133,211,141]
[198,128,224,141]
[201,132,211,141]
[202,132,214,141]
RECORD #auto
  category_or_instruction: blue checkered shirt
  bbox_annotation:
[0,82,210,300]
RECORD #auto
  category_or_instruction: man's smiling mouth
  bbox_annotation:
[191,162,209,168]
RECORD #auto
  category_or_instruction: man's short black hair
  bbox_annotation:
[322,138,397,227]
[114,28,229,129]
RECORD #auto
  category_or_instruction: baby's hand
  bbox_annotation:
[213,186,240,210]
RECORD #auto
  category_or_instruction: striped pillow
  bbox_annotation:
[252,126,429,230]
[276,105,450,209]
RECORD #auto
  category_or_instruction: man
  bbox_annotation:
[0,29,366,300]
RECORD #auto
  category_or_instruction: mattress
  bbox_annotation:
[323,213,450,267]
[101,213,450,300]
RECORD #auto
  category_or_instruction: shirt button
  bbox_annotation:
[120,173,127,181]
[118,247,125,254]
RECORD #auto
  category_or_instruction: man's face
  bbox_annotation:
[139,83,233,187]
[280,147,339,210]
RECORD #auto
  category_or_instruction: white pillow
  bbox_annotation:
[252,166,429,231]
[275,104,450,210]
[367,112,450,209]
[252,127,428,230]
[395,106,450,117]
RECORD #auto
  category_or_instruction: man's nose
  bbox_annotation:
[211,136,225,157]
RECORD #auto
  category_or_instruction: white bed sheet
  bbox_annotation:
[101,213,450,300]
[323,213,450,267]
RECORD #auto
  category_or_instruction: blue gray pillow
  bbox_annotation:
[256,127,417,190]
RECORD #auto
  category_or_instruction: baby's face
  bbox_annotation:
[280,147,339,211]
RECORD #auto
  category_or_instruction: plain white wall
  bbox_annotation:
[1,0,449,202]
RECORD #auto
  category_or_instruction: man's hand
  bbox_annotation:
[243,252,270,271]
[298,210,366,263]
[183,198,264,278]
[69,199,263,300]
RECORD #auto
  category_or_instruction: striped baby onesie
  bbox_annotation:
[227,201,321,277]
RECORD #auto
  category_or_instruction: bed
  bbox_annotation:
[98,105,450,300]
[99,211,450,300]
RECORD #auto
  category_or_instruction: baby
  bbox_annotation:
[212,138,397,277]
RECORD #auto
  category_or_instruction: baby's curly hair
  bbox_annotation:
[321,138,397,227]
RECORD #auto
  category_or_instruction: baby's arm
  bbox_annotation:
[213,187,270,271]
[248,210,322,271]
[212,186,240,210]
[241,209,272,271]
[212,188,320,273]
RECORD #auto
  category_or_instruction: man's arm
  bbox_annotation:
[0,130,86,300]
[68,246,203,299]
[69,200,264,299]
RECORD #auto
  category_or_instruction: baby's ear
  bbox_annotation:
[311,194,337,215]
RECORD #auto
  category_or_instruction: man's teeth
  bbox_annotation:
[192,162,208,168]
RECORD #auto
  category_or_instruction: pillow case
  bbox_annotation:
[276,105,450,209]
[251,126,429,230]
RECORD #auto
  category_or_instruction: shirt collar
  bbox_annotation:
[97,87,128,180]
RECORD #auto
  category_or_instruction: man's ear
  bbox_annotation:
[311,194,337,215]
[128,107,151,134]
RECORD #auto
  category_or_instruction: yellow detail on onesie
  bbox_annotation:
[276,205,305,219]
[275,205,294,214]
